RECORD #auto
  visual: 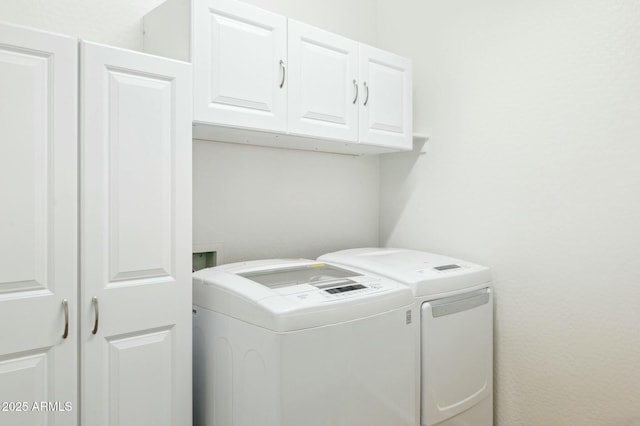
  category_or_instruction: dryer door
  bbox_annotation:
[421,288,492,426]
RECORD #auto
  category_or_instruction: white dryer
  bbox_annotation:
[192,258,417,426]
[319,248,493,426]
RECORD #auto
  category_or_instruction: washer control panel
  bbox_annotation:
[278,276,388,304]
[313,277,385,299]
[325,284,366,294]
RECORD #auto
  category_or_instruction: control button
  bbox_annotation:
[325,284,367,294]
[434,264,461,271]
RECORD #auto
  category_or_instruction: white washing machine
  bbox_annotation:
[319,248,493,426]
[192,258,417,426]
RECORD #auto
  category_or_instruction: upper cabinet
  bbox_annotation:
[144,0,413,154]
[193,0,287,131]
[287,20,359,142]
[359,45,413,151]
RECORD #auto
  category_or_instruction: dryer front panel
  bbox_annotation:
[421,288,493,426]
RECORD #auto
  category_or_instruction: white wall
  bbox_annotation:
[0,0,164,50]
[377,1,640,425]
[193,142,379,262]
[241,0,377,45]
[192,0,381,263]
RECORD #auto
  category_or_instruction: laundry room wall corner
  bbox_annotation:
[376,1,640,425]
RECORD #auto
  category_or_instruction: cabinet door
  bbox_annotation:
[80,41,192,426]
[193,0,287,131]
[359,44,413,150]
[0,23,78,426]
[287,20,359,142]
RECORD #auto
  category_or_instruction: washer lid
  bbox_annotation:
[237,262,362,289]
[318,248,492,299]
[192,258,413,332]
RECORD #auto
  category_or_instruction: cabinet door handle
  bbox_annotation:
[62,299,69,339]
[279,60,286,88]
[363,81,369,106]
[91,297,99,335]
[352,79,358,104]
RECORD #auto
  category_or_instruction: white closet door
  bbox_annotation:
[80,41,192,426]
[359,44,413,150]
[0,23,78,426]
[287,20,359,142]
[193,0,287,131]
